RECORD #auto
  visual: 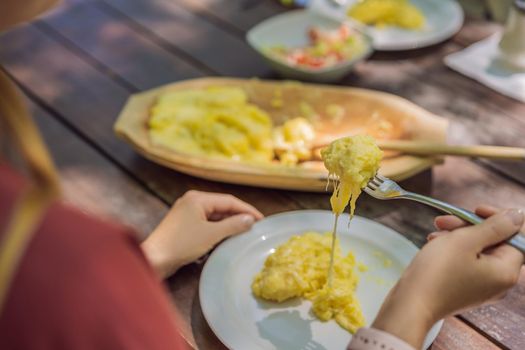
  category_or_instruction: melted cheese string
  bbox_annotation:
[327,178,362,288]
[327,214,339,289]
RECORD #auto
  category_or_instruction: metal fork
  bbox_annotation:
[364,174,525,254]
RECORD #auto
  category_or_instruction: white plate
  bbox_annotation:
[310,0,464,51]
[200,210,443,350]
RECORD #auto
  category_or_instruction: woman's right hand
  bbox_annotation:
[372,206,524,349]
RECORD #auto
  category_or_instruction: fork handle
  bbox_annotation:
[403,192,525,255]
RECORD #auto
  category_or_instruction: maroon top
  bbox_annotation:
[0,164,188,350]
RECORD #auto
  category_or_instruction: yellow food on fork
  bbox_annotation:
[321,134,383,216]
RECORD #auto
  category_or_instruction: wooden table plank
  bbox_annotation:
[178,0,284,33]
[452,19,501,46]
[28,98,167,240]
[460,270,525,350]
[99,0,273,77]
[430,317,501,350]
[40,1,205,90]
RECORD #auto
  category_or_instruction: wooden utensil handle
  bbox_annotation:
[377,140,525,161]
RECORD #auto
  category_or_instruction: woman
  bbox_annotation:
[0,1,523,349]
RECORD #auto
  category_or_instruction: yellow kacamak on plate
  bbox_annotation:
[252,135,383,333]
[251,231,365,333]
[149,86,275,163]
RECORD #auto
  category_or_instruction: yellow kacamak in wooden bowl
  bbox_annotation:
[114,78,447,192]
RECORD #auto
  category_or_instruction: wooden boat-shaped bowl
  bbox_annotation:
[114,78,447,192]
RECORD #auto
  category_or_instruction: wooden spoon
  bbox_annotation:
[376,140,525,161]
[310,139,525,161]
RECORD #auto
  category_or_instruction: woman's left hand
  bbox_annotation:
[141,190,263,278]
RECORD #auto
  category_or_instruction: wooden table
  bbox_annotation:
[1,0,524,348]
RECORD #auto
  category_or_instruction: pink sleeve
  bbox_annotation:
[348,328,416,350]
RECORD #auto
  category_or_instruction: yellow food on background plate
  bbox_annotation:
[348,0,426,30]
[321,135,383,216]
[251,232,365,333]
[273,117,315,165]
[149,86,274,163]
[148,86,317,165]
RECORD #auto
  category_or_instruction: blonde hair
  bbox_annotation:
[0,68,60,313]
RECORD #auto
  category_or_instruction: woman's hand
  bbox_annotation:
[141,190,263,279]
[372,206,524,349]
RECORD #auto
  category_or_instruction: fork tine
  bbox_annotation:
[365,173,403,200]
[364,186,381,198]
[376,173,387,182]
[366,181,378,190]
[371,178,382,187]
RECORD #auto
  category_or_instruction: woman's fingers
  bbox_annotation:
[210,214,256,240]
[433,206,500,232]
[456,209,524,250]
[434,215,466,231]
[475,205,499,218]
[427,231,450,241]
[186,191,264,220]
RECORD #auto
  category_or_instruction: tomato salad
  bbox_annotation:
[267,25,366,70]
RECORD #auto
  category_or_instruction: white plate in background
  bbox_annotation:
[310,0,464,51]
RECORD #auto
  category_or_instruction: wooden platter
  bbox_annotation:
[114,78,448,192]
